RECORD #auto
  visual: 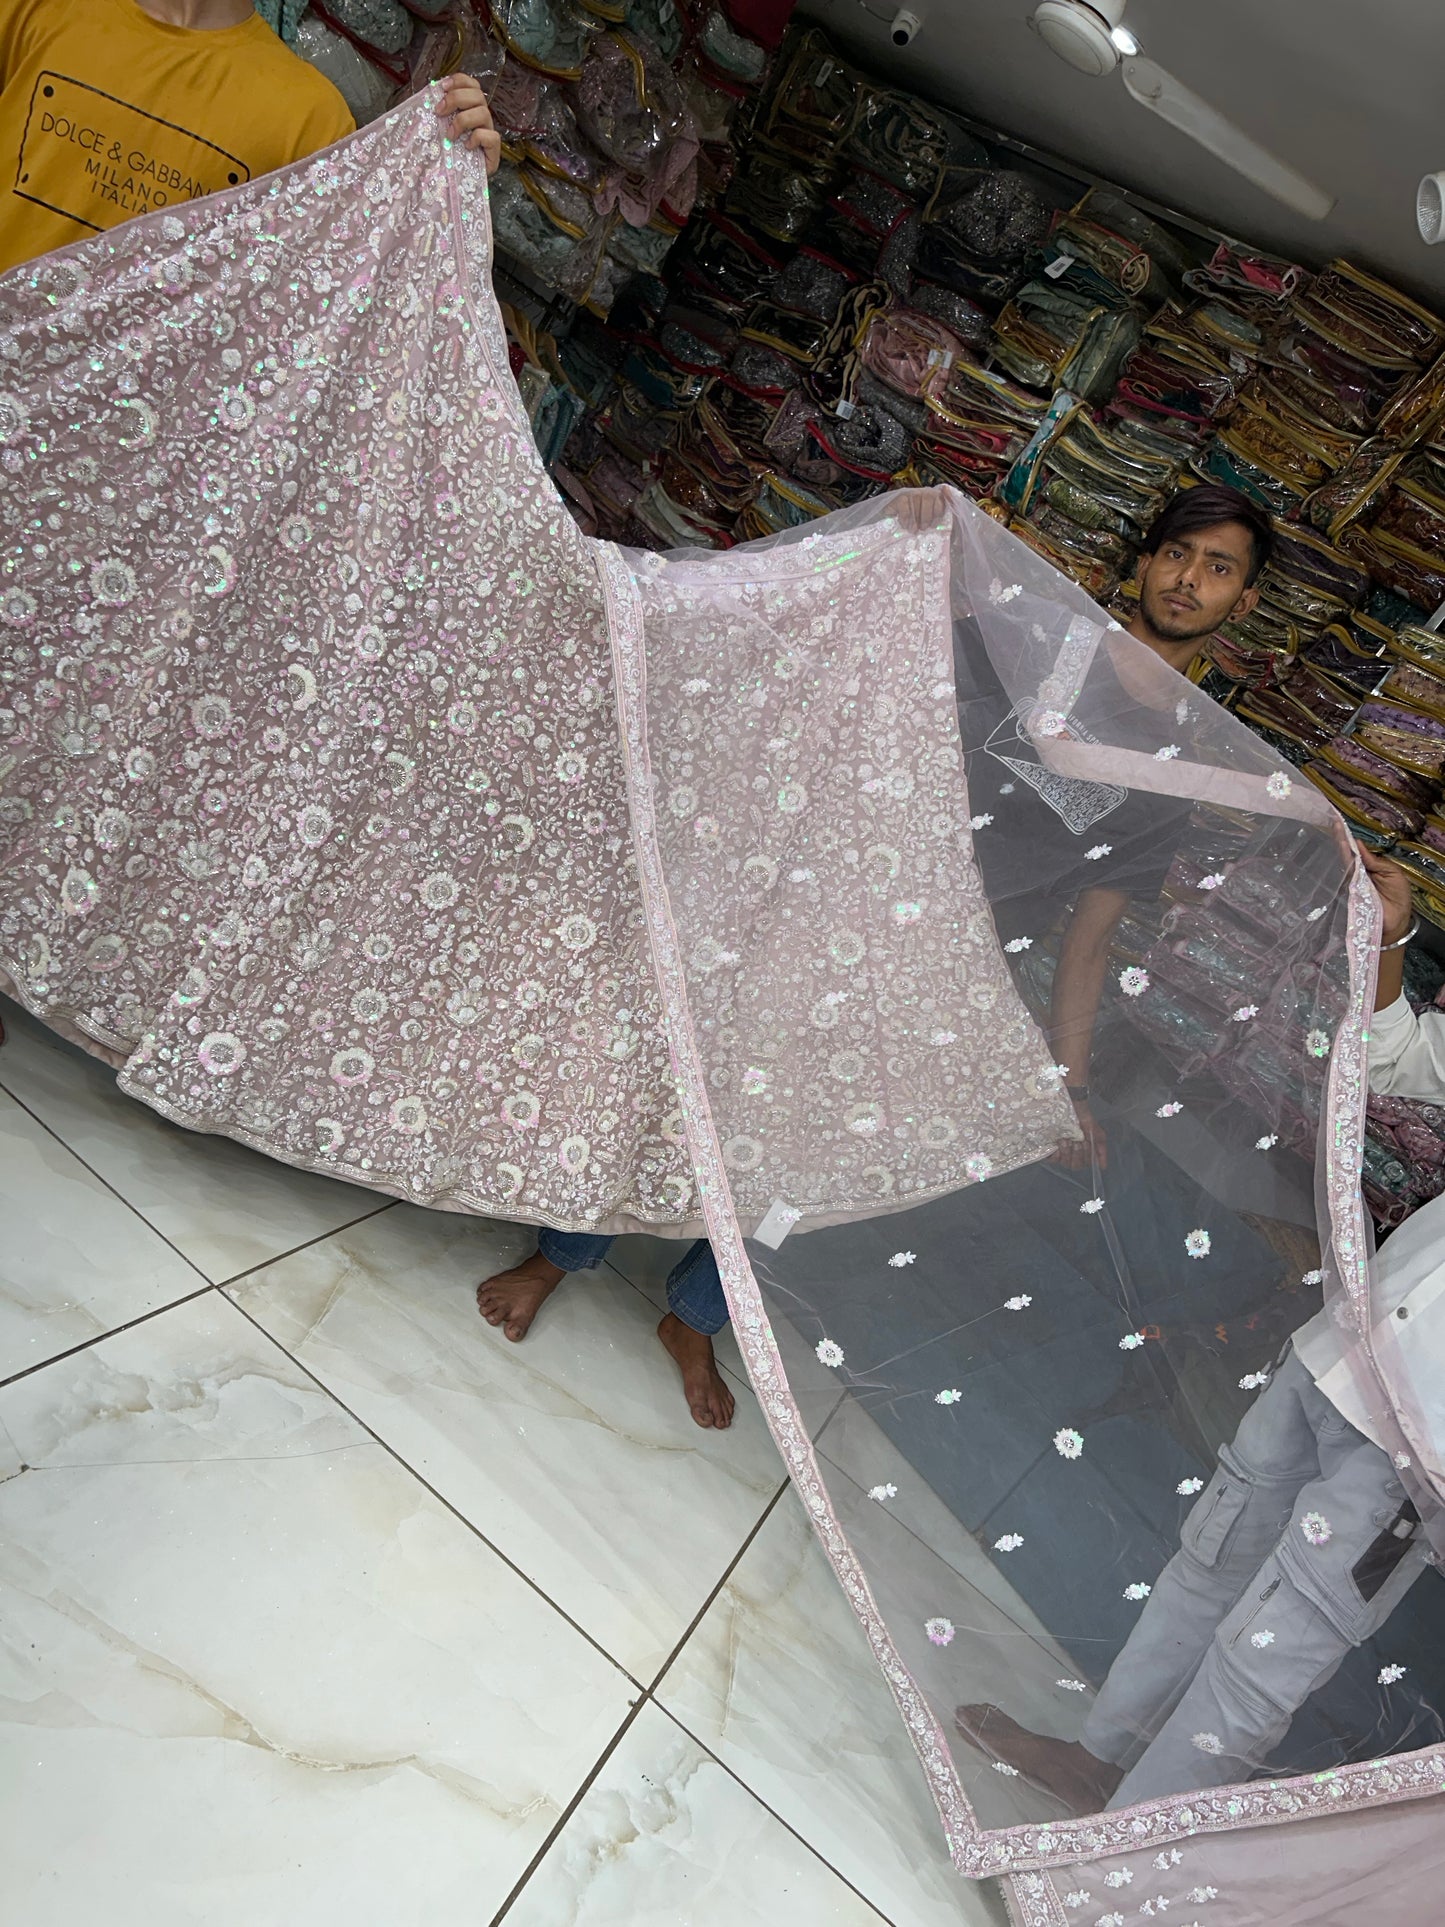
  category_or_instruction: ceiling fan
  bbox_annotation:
[1029,0,1335,220]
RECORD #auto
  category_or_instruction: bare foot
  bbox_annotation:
[476,1253,564,1342]
[658,1312,735,1430]
[954,1704,1122,1813]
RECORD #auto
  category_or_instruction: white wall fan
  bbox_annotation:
[1029,0,1335,220]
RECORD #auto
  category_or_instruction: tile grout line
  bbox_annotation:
[485,1477,793,1927]
[221,1287,653,1695]
[0,1076,221,1292]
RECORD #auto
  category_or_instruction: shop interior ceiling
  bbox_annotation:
[803,0,1445,298]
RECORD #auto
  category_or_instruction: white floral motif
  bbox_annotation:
[1099,1914,1126,1927]
[1063,1890,1091,1909]
[1177,1477,1204,1495]
[1119,1331,1145,1350]
[888,1251,916,1268]
[994,1533,1025,1551]
[1080,1197,1105,1215]
[1185,1229,1212,1258]
[1004,936,1033,952]
[1155,744,1181,760]
[1184,1889,1219,1904]
[1199,872,1226,889]
[991,1761,1019,1776]
[1036,709,1068,737]
[1119,966,1149,997]
[1302,1269,1324,1287]
[1266,770,1293,799]
[935,1389,962,1405]
[965,1152,994,1181]
[1192,1731,1224,1754]
[1054,1427,1084,1460]
[1255,1134,1278,1150]
[1301,1511,1333,1547]
[1306,1028,1331,1058]
[1251,1630,1275,1649]
[815,1339,845,1369]
[1379,1663,1407,1685]
[1157,1101,1183,1117]
[1004,1294,1033,1310]
[969,812,994,829]
[869,1483,898,1502]
[1086,843,1113,860]
[1233,1004,1258,1022]
[1124,1581,1152,1600]
[1057,1677,1088,1692]
[1156,1851,1183,1869]
[1104,1869,1133,1888]
[1395,1452,1412,1470]
[1307,905,1327,921]
[924,1616,955,1646]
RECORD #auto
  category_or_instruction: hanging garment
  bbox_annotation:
[1,96,1442,1922]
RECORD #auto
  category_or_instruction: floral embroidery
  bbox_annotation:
[868,1484,899,1504]
[1054,1427,1084,1460]
[1086,843,1113,860]
[1232,1004,1259,1022]
[1057,1678,1088,1692]
[1157,1101,1183,1117]
[1119,1331,1146,1350]
[1184,1890,1219,1904]
[1177,1477,1205,1495]
[1251,1630,1275,1648]
[1395,1452,1412,1470]
[1302,1268,1324,1286]
[1004,1294,1033,1310]
[936,1389,962,1406]
[1301,1511,1333,1547]
[1005,936,1034,952]
[1192,1731,1224,1754]
[1155,744,1181,761]
[1119,966,1149,997]
[888,1251,917,1268]
[1185,1229,1212,1259]
[1379,1663,1407,1685]
[992,1760,1020,1775]
[1036,708,1068,737]
[1306,1028,1331,1057]
[924,1616,955,1646]
[815,1339,845,1368]
[1124,1581,1152,1600]
[1104,1869,1133,1888]
[1238,1371,1271,1390]
[1255,1134,1279,1150]
[1199,872,1225,889]
[965,1153,994,1181]
[1266,770,1293,799]
[970,813,994,829]
[1307,905,1327,920]
[994,1533,1025,1551]
[1080,1197,1106,1215]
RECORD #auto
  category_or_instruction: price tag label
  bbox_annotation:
[753,1199,802,1249]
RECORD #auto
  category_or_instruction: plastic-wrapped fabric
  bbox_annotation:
[320,0,412,54]
[294,12,397,121]
[5,95,1445,1921]
[491,0,595,76]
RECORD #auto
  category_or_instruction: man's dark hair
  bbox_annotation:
[1141,485,1274,588]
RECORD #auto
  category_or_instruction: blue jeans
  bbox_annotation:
[536,1229,728,1336]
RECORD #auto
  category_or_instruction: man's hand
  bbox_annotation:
[894,485,951,535]
[437,74,501,177]
[1360,844,1414,945]
[1053,1094,1108,1171]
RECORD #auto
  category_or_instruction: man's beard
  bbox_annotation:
[1138,584,1222,644]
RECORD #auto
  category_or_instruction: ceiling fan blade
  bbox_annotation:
[1121,55,1335,221]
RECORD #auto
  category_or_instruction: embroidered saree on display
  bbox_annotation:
[2,98,1442,1922]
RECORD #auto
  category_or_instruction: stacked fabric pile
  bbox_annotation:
[281,0,784,316]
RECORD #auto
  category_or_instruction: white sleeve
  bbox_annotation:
[1368,995,1445,1104]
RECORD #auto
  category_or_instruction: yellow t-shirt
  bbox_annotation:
[0,0,354,274]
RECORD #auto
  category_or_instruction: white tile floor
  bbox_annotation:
[0,999,1010,1927]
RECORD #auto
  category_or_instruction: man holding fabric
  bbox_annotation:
[0,0,500,277]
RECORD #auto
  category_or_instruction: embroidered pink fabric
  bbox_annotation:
[1,97,1441,1918]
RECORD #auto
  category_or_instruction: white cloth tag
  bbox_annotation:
[1044,253,1075,280]
[835,397,857,419]
[753,1199,801,1249]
